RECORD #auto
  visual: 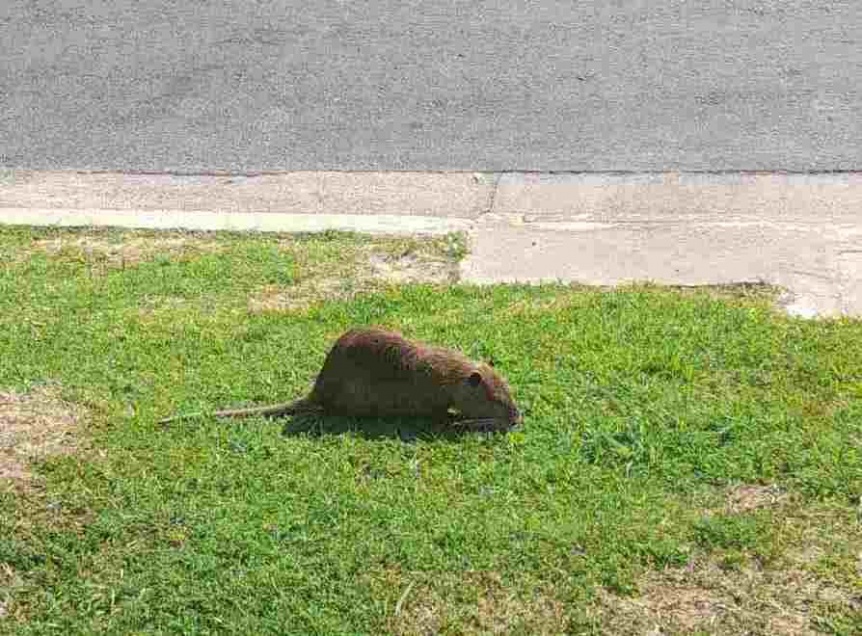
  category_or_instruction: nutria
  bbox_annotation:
[159,327,521,430]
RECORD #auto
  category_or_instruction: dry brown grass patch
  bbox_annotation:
[593,498,862,635]
[248,279,365,312]
[24,231,224,269]
[590,494,861,635]
[382,570,567,636]
[366,251,457,284]
[0,562,23,621]
[249,242,458,313]
[671,282,781,303]
[0,385,84,484]
[595,554,859,635]
[724,483,786,514]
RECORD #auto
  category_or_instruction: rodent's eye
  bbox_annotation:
[467,371,482,387]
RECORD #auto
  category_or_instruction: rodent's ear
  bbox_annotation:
[486,357,496,368]
[467,371,483,387]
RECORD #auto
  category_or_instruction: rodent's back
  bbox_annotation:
[310,328,479,417]
[327,328,473,375]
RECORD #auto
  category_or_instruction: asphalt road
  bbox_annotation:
[1,0,859,172]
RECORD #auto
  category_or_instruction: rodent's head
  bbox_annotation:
[451,362,521,430]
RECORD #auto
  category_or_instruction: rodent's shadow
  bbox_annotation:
[281,414,503,442]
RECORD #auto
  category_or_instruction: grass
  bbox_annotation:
[0,226,860,635]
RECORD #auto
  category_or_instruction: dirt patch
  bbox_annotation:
[384,570,567,636]
[24,232,224,269]
[367,252,456,284]
[0,385,83,484]
[595,556,859,635]
[725,483,786,514]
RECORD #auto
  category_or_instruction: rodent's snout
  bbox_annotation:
[509,406,522,426]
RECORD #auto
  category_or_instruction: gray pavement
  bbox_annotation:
[1,1,860,172]
[2,170,860,317]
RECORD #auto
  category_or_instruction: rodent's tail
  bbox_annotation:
[158,398,318,425]
[213,398,318,419]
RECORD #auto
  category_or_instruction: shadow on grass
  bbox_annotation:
[280,414,506,442]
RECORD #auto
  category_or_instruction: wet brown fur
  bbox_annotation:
[159,327,521,430]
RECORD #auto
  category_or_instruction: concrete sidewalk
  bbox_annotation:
[1,169,860,317]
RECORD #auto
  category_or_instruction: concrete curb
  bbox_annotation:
[0,170,494,219]
[0,208,474,236]
[1,169,861,317]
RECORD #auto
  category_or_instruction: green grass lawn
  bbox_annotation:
[0,226,860,635]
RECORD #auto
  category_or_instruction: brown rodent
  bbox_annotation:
[159,327,522,430]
